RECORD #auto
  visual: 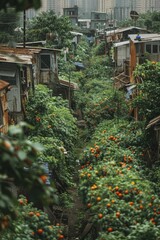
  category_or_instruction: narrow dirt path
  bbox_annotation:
[67,186,84,239]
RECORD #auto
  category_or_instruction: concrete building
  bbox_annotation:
[63,0,98,18]
[98,0,160,21]
[26,0,63,19]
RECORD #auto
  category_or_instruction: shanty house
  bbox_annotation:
[113,33,160,88]
[34,47,60,86]
[0,47,37,123]
[0,46,61,123]
[106,26,150,43]
[129,33,160,83]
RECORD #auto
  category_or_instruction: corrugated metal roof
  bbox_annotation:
[129,34,160,43]
[0,80,9,90]
[59,79,79,90]
[0,47,40,65]
[106,26,149,36]
[0,47,61,65]
[114,41,129,47]
[17,45,62,52]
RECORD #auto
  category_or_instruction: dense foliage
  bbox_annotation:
[0,122,55,228]
[0,0,41,11]
[0,195,64,240]
[26,10,73,48]
[0,8,20,43]
[118,11,160,33]
[79,119,160,239]
[133,60,160,123]
[0,84,78,238]
[25,84,78,194]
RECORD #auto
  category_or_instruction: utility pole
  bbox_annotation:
[68,67,71,110]
[23,10,26,48]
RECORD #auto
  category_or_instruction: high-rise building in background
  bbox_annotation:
[25,0,160,21]
[63,0,98,18]
[26,0,61,19]
[98,0,160,20]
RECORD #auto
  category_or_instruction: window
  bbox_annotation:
[145,42,160,54]
[146,44,151,53]
[0,63,17,85]
[0,100,3,126]
[153,44,158,53]
[40,54,51,69]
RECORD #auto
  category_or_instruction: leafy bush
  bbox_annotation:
[133,60,160,123]
[0,123,56,229]
[26,85,78,151]
[79,119,160,239]
[0,195,65,240]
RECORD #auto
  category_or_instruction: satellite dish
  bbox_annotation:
[130,10,139,21]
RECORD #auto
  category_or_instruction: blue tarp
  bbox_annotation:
[74,62,85,69]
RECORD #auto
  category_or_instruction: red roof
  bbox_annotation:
[0,80,9,91]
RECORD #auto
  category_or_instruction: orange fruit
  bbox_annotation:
[87,203,92,208]
[118,193,123,198]
[40,175,47,183]
[98,213,103,219]
[106,203,111,208]
[58,235,64,239]
[129,202,134,206]
[116,212,120,218]
[97,197,101,201]
[3,140,11,149]
[18,199,24,205]
[37,229,43,234]
[28,211,34,217]
[35,212,41,217]
[107,227,113,232]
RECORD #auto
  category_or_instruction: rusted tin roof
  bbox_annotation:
[0,47,41,64]
[0,46,61,65]
[0,80,9,90]
[59,79,79,90]
[17,45,62,53]
[106,26,150,37]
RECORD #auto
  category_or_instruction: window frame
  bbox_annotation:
[40,54,51,70]
[145,41,160,54]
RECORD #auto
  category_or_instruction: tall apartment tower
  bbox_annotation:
[98,0,160,20]
[26,0,65,19]
[64,0,78,7]
[145,0,160,12]
[63,0,98,18]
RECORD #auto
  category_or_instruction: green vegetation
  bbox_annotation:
[118,11,160,33]
[1,8,160,237]
[0,8,20,43]
[26,10,73,48]
[0,0,41,11]
[1,195,64,240]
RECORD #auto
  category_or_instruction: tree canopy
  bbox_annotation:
[0,8,20,43]
[118,11,160,33]
[26,10,73,48]
[0,0,41,11]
